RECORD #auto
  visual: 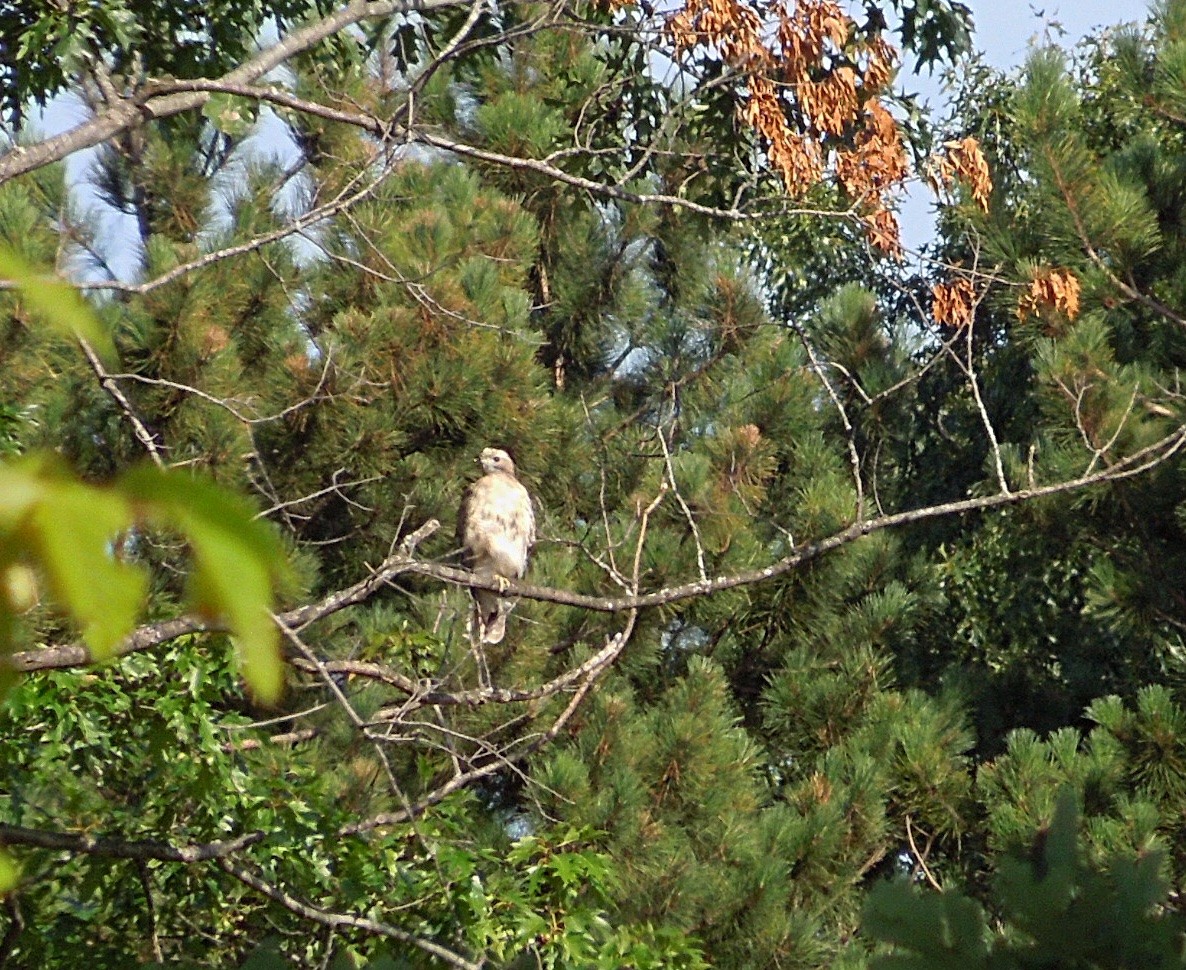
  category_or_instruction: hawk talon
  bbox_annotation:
[495,575,511,594]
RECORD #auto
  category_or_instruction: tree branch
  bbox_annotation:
[0,825,264,863]
[215,856,482,970]
[0,0,470,184]
[8,423,1186,676]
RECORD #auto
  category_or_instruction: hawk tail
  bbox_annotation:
[471,590,507,645]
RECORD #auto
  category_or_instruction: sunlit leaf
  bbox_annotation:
[0,459,49,526]
[202,93,257,137]
[29,480,143,660]
[187,524,282,703]
[0,849,18,893]
[0,249,116,363]
[121,467,288,703]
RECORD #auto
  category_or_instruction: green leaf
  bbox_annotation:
[0,248,116,363]
[28,478,144,660]
[0,457,142,661]
[0,849,18,893]
[120,467,288,703]
[0,461,44,526]
[237,938,293,969]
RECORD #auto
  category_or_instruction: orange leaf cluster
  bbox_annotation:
[932,277,976,329]
[668,0,908,255]
[1017,267,1081,323]
[935,137,992,212]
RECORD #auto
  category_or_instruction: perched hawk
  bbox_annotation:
[457,447,535,644]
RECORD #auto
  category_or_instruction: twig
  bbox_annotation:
[905,816,942,892]
[656,424,704,581]
[136,859,164,962]
[215,857,481,970]
[79,339,164,468]
[787,320,866,517]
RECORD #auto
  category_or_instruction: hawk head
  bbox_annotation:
[477,447,516,476]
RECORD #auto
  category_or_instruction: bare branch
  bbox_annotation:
[786,319,866,517]
[79,338,165,468]
[9,423,1186,677]
[216,857,482,970]
[222,727,320,752]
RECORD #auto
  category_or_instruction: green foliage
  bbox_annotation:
[0,640,705,965]
[0,0,335,126]
[864,791,1186,970]
[0,248,114,360]
[0,455,289,704]
[3,0,1186,965]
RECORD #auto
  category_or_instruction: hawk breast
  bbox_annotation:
[460,472,534,579]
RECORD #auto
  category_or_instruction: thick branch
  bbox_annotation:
[0,0,468,184]
[6,72,836,226]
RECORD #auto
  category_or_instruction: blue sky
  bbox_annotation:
[897,0,1150,251]
[972,0,1145,66]
[39,0,1151,270]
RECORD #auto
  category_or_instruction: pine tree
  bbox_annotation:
[12,0,1186,967]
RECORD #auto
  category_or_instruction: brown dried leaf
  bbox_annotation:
[666,0,909,253]
[935,136,992,212]
[932,277,976,329]
[1018,267,1082,323]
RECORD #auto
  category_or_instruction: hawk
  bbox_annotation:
[457,447,535,645]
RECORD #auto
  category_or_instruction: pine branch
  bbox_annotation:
[69,155,395,297]
[1041,142,1186,330]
